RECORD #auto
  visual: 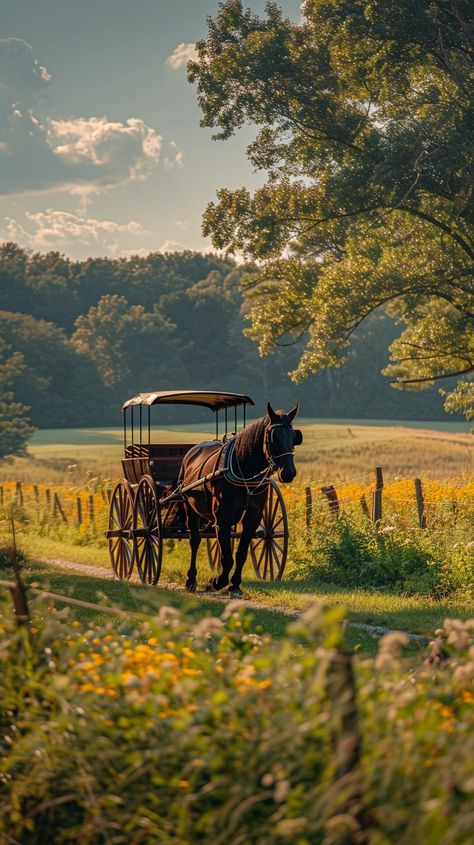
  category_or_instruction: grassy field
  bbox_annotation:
[2,529,472,655]
[1,419,472,485]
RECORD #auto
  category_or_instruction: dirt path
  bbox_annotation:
[37,555,429,643]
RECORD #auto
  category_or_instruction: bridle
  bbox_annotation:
[223,422,295,496]
[264,423,295,471]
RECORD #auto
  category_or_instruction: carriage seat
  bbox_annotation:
[123,443,195,487]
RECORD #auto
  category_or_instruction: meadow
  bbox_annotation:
[1,419,472,486]
[0,420,473,842]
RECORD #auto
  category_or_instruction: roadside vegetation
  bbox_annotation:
[0,598,473,844]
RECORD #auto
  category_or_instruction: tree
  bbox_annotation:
[189,0,474,418]
[0,340,34,460]
[0,311,105,428]
[72,295,187,401]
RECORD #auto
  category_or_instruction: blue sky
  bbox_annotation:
[0,0,302,259]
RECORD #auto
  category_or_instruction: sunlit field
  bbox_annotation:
[1,419,472,486]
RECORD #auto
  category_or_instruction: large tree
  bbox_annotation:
[0,340,34,460]
[189,0,474,418]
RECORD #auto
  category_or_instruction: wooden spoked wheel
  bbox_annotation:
[108,481,135,581]
[250,480,288,581]
[206,535,236,572]
[133,476,163,586]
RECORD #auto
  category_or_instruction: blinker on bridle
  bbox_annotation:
[264,423,295,468]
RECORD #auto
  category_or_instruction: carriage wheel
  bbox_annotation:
[133,476,163,586]
[108,481,135,581]
[250,480,288,581]
[206,535,236,572]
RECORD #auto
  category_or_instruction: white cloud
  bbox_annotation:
[1,209,149,258]
[0,38,163,198]
[159,238,186,253]
[48,116,162,188]
[166,42,197,70]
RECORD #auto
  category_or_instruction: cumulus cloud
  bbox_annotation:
[163,140,184,170]
[159,238,186,253]
[0,38,162,197]
[166,42,197,69]
[48,116,162,187]
[1,209,149,258]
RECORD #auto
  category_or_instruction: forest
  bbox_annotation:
[0,241,455,436]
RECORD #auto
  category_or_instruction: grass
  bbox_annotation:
[0,561,387,655]
[2,529,472,654]
[1,420,472,486]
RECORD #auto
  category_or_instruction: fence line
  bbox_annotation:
[0,471,472,537]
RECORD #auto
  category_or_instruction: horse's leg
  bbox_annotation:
[210,507,234,591]
[230,500,264,594]
[185,507,201,592]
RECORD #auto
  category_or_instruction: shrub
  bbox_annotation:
[288,508,473,597]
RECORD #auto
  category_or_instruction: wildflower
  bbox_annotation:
[158,606,180,626]
[375,631,409,670]
[221,600,247,620]
[193,617,224,638]
[444,619,470,649]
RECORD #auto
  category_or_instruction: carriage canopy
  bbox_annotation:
[122,390,254,411]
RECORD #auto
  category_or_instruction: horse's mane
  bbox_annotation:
[234,416,267,462]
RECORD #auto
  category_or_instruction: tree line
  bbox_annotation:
[0,240,457,457]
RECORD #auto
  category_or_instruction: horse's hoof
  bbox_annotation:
[185,580,196,593]
[208,577,228,593]
[228,586,244,598]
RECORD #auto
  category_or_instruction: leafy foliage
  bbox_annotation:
[0,242,456,426]
[189,0,474,418]
[0,339,34,460]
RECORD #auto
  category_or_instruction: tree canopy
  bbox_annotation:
[189,0,474,419]
[0,338,34,460]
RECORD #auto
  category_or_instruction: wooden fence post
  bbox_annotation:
[305,486,313,531]
[328,650,368,842]
[33,485,39,506]
[89,495,95,524]
[15,481,24,507]
[359,493,370,518]
[76,497,83,526]
[321,485,340,515]
[53,492,68,524]
[45,488,51,510]
[371,466,383,522]
[0,486,3,506]
[414,478,426,528]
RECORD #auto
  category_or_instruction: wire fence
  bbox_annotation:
[0,469,472,540]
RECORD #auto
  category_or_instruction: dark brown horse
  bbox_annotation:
[179,403,302,594]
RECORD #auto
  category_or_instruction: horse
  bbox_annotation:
[179,402,303,595]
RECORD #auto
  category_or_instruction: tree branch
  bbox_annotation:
[391,365,474,385]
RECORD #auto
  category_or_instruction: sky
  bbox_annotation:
[0,0,302,260]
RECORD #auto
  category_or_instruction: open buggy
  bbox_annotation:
[106,390,295,589]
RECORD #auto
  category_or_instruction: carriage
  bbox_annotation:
[106,390,289,586]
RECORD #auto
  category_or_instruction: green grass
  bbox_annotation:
[6,561,386,655]
[3,529,471,654]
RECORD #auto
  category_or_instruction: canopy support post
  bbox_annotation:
[215,411,218,441]
[148,406,151,445]
[123,410,127,455]
[131,407,134,453]
[225,407,228,436]
[139,405,142,446]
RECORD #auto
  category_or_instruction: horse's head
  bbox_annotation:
[264,402,303,483]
